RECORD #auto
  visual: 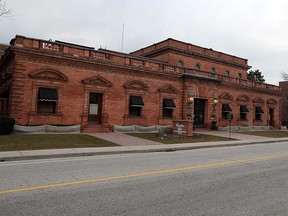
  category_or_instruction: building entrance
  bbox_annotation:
[269,108,274,127]
[194,99,206,128]
[88,92,103,124]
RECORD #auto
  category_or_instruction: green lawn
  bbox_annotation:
[127,133,235,144]
[0,134,118,151]
[236,130,288,138]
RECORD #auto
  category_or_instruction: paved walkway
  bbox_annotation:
[0,131,288,161]
[87,133,163,146]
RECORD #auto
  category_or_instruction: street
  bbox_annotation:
[0,142,288,216]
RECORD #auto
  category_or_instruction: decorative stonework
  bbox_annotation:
[82,76,112,87]
[253,96,265,104]
[219,92,234,100]
[267,98,278,105]
[237,94,250,102]
[124,80,149,91]
[29,68,68,81]
[158,85,179,94]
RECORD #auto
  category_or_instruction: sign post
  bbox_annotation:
[227,111,232,139]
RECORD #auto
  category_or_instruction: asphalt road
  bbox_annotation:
[0,142,288,216]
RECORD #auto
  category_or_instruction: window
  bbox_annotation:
[225,70,230,76]
[162,98,176,118]
[37,87,58,114]
[129,96,144,116]
[176,60,184,67]
[238,73,242,79]
[255,107,264,121]
[195,63,201,70]
[222,104,232,119]
[240,105,249,120]
[211,67,216,73]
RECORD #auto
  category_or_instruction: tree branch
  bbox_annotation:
[0,0,12,17]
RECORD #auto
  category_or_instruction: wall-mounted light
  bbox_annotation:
[188,90,194,108]
[213,94,218,104]
[212,94,218,112]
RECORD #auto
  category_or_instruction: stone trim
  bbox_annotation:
[82,75,112,87]
[124,80,149,91]
[158,85,179,94]
[29,68,68,81]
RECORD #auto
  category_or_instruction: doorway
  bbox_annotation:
[88,92,103,124]
[269,108,274,127]
[194,99,206,128]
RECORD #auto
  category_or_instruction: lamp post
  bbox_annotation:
[211,94,218,130]
[227,111,232,139]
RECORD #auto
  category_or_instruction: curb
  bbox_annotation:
[1,139,288,162]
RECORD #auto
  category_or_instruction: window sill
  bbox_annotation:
[159,116,174,119]
[29,112,63,117]
[124,114,146,119]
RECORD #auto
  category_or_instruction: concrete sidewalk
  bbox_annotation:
[1,131,288,162]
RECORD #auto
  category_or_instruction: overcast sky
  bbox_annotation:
[1,0,288,85]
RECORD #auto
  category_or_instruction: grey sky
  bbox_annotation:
[1,0,288,85]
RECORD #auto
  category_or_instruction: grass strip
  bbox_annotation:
[0,134,118,151]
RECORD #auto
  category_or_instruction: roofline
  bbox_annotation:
[12,35,95,50]
[130,37,249,62]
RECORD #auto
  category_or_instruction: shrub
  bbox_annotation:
[0,116,15,135]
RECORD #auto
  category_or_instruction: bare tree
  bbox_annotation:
[281,71,288,81]
[0,0,12,17]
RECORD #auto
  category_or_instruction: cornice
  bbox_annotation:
[222,81,282,96]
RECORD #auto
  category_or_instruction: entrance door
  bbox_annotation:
[269,108,274,127]
[88,93,103,124]
[194,99,206,128]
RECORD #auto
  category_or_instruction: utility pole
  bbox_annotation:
[121,23,125,52]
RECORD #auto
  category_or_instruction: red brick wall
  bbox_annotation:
[1,35,282,130]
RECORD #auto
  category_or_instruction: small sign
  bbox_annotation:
[172,120,193,136]
[174,123,186,134]
[89,104,98,115]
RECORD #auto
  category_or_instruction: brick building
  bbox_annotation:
[0,35,282,132]
[279,81,288,126]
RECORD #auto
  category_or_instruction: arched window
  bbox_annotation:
[238,73,242,79]
[211,67,216,73]
[225,70,230,76]
[176,60,184,67]
[195,63,201,70]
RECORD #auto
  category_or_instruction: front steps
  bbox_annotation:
[81,125,111,133]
